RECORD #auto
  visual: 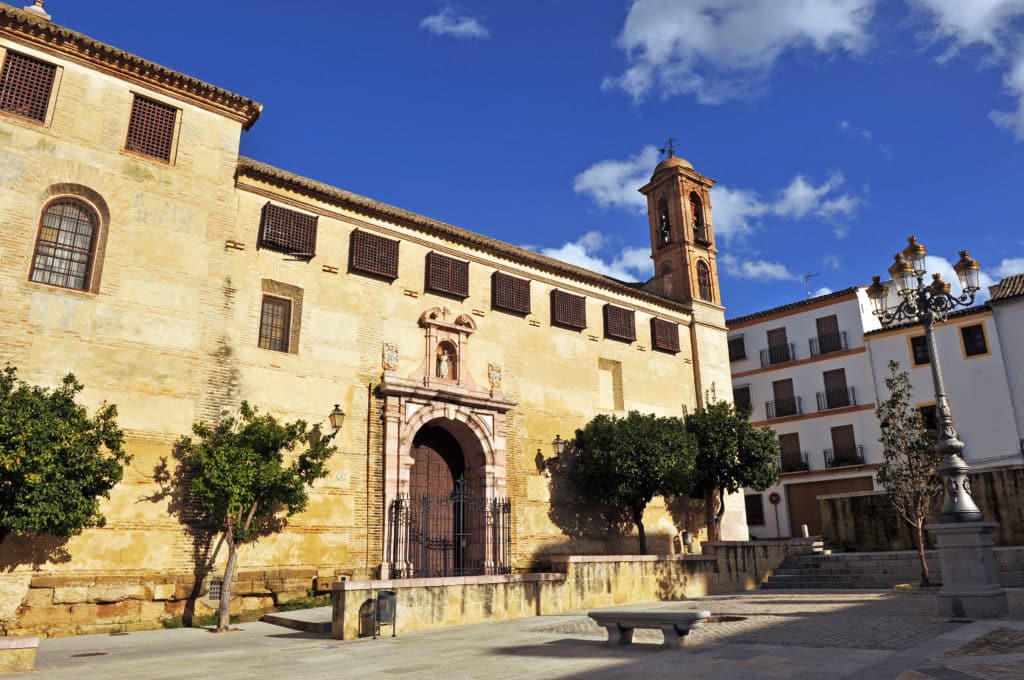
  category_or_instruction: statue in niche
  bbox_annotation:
[436,342,457,380]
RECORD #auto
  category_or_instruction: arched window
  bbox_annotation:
[689,192,708,242]
[697,261,713,301]
[30,198,97,291]
[657,197,672,245]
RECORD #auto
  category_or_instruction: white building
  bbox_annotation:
[730,276,1024,539]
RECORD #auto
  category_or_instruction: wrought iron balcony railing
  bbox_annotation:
[809,331,848,356]
[778,451,810,473]
[765,396,802,419]
[760,343,795,367]
[816,386,857,411]
[824,445,865,468]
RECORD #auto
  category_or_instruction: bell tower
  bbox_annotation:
[639,142,721,307]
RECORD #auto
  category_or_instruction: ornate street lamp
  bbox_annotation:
[327,404,346,440]
[552,434,567,456]
[866,238,983,522]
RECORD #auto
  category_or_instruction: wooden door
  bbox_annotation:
[778,433,805,472]
[830,425,858,466]
[766,327,790,363]
[772,379,797,417]
[786,476,874,537]
[815,315,841,353]
[823,368,849,408]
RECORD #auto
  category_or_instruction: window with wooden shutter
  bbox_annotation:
[492,271,530,314]
[349,230,399,279]
[258,296,291,352]
[125,94,177,162]
[259,203,318,257]
[550,290,586,330]
[0,50,56,122]
[650,318,680,353]
[603,304,636,342]
[425,252,469,298]
[727,334,746,361]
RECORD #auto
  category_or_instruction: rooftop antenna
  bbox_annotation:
[803,272,821,298]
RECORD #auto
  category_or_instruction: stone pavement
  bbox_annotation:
[8,589,1024,679]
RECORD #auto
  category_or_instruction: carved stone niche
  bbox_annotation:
[418,306,478,389]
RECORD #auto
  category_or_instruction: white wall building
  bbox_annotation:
[990,274,1024,448]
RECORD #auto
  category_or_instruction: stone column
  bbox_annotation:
[925,522,1007,618]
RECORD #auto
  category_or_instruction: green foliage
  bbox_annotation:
[0,365,128,542]
[274,593,331,612]
[684,395,779,540]
[571,411,693,553]
[875,361,942,586]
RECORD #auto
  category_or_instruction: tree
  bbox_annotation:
[0,365,128,544]
[875,360,942,587]
[174,402,335,632]
[571,411,693,554]
[685,397,779,542]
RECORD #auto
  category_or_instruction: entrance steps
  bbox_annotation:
[763,550,941,590]
[261,606,332,634]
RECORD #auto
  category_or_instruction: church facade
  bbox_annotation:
[0,4,740,633]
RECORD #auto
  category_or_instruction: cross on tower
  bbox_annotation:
[659,137,679,158]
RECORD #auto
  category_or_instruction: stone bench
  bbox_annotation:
[588,609,710,649]
[0,636,39,674]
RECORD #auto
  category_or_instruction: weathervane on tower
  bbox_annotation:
[659,137,679,158]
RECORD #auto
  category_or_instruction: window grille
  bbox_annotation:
[727,334,746,361]
[30,199,96,290]
[602,304,635,342]
[550,290,586,330]
[259,203,318,258]
[733,384,751,413]
[960,324,988,356]
[650,318,680,353]
[125,95,177,161]
[208,578,223,601]
[0,50,56,122]
[425,252,469,298]
[258,296,291,352]
[350,230,399,279]
[910,335,930,366]
[492,271,530,314]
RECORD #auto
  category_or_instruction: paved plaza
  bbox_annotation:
[10,589,1024,679]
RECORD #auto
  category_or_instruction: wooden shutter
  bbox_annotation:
[551,290,586,330]
[823,369,847,393]
[772,379,794,402]
[767,327,788,347]
[816,315,839,337]
[0,50,56,122]
[779,433,801,456]
[259,203,318,257]
[425,252,469,298]
[125,95,177,161]
[651,318,680,353]
[350,230,399,279]
[492,272,531,314]
[830,425,856,451]
[603,304,636,342]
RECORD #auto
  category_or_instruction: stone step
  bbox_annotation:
[261,606,332,634]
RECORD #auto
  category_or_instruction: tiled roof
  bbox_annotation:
[862,303,990,337]
[726,287,860,327]
[235,158,694,314]
[0,3,262,128]
[990,274,1024,302]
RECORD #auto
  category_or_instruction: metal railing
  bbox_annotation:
[778,451,810,473]
[765,396,802,419]
[816,386,857,411]
[809,331,848,356]
[824,445,865,468]
[760,343,795,367]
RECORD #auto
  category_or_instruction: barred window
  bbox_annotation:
[550,290,586,330]
[650,318,680,353]
[259,203,318,258]
[603,304,636,342]
[350,230,399,279]
[733,384,751,413]
[492,271,531,314]
[425,252,469,298]
[258,296,291,352]
[125,95,177,162]
[0,50,56,122]
[728,334,746,361]
[30,199,97,291]
[745,494,765,526]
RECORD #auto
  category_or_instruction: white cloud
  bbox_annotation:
[572,146,659,211]
[604,0,875,103]
[910,0,1024,139]
[839,119,873,140]
[992,257,1024,278]
[535,231,651,281]
[420,7,490,40]
[920,254,997,302]
[823,254,842,270]
[720,253,800,281]
[812,286,835,297]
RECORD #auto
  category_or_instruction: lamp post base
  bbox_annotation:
[925,522,1008,619]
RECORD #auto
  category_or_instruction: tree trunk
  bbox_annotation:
[915,519,931,587]
[633,508,648,555]
[217,524,238,632]
[704,490,721,542]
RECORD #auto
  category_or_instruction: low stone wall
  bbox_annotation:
[820,465,1024,551]
[330,539,818,639]
[0,567,344,637]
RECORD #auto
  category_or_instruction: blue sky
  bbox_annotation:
[49,0,1024,317]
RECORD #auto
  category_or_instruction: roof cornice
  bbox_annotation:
[235,157,690,315]
[0,3,262,128]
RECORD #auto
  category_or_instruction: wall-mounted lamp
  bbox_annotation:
[552,434,566,456]
[327,404,346,440]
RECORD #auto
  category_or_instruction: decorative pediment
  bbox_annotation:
[419,306,476,334]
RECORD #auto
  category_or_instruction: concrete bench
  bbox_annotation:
[587,609,710,649]
[0,636,39,674]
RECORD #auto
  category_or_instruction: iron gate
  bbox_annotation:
[389,479,511,578]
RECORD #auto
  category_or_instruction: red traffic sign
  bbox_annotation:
[768,492,781,505]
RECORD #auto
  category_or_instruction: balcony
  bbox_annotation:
[809,331,849,357]
[824,445,865,468]
[765,396,802,419]
[816,387,857,411]
[760,343,795,367]
[778,451,809,473]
